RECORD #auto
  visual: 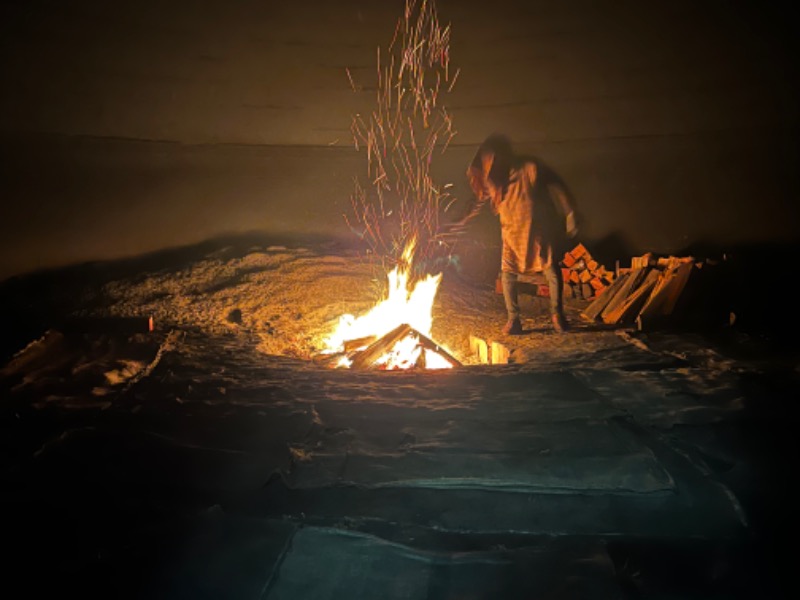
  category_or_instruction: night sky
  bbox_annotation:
[1,0,798,280]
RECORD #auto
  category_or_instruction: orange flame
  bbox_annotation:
[323,238,454,369]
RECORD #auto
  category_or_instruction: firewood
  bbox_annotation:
[343,335,378,353]
[414,347,427,369]
[312,351,346,368]
[581,273,630,321]
[349,323,412,369]
[658,260,695,315]
[631,252,654,270]
[599,267,650,322]
[415,328,463,367]
[635,268,674,320]
[490,341,510,365]
[589,277,606,292]
[635,258,695,330]
[469,335,489,364]
[602,268,661,324]
[582,272,630,321]
[571,243,588,259]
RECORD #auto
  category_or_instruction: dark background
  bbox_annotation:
[2,0,798,281]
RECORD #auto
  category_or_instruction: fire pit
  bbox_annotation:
[317,238,461,370]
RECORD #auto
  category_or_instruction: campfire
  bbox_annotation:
[317,1,462,370]
[319,238,461,370]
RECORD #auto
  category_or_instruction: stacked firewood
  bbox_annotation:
[580,253,698,330]
[561,243,616,301]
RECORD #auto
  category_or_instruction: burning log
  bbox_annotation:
[343,335,378,353]
[412,328,462,367]
[349,323,413,369]
[348,323,462,370]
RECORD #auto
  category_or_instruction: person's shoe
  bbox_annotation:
[502,317,523,335]
[551,313,570,333]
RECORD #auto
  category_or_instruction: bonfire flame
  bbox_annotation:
[323,1,461,370]
[323,238,455,370]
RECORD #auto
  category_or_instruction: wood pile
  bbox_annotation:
[493,243,617,300]
[580,253,700,330]
[561,243,616,301]
[492,243,724,332]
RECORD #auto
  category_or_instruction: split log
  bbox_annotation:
[658,260,695,315]
[600,267,649,323]
[582,272,630,321]
[490,341,510,365]
[571,243,588,259]
[343,335,377,353]
[415,329,463,367]
[635,260,695,330]
[349,324,462,369]
[469,335,489,364]
[312,351,346,368]
[603,268,661,324]
[349,323,412,369]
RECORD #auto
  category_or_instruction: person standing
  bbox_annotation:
[451,133,578,334]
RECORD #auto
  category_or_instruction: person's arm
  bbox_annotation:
[458,162,492,225]
[438,163,490,240]
[548,182,578,238]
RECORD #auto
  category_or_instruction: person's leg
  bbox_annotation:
[501,271,523,334]
[544,261,569,332]
[501,271,520,320]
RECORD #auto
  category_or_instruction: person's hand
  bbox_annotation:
[566,211,578,238]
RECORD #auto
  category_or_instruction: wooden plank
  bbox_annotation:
[469,335,489,364]
[631,252,654,270]
[581,271,630,321]
[635,269,673,318]
[599,267,649,322]
[660,260,695,315]
[343,335,377,353]
[490,341,511,365]
[312,351,346,368]
[602,269,661,324]
[349,323,412,369]
[415,328,463,367]
[634,260,694,330]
